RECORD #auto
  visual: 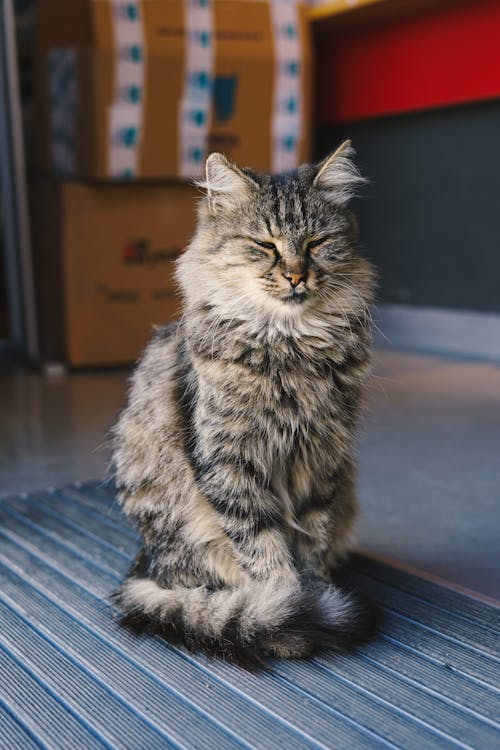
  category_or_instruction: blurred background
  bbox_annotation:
[1,0,498,599]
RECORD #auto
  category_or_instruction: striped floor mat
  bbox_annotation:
[0,482,498,749]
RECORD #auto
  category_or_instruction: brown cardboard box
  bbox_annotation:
[35,0,311,179]
[30,179,198,366]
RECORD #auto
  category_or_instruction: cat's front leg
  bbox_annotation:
[295,459,359,580]
[194,442,299,586]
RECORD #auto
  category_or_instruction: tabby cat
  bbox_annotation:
[111,141,378,662]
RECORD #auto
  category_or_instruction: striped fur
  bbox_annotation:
[111,143,379,661]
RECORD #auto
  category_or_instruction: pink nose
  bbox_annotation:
[284,271,306,288]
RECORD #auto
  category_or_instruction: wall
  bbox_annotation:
[315,0,500,314]
[317,101,500,313]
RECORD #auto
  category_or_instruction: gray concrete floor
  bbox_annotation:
[1,349,499,599]
[356,350,500,600]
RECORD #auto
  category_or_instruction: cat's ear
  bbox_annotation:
[199,152,258,213]
[313,140,366,205]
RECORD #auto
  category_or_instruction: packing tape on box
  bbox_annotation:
[270,0,302,173]
[47,48,77,176]
[178,0,215,177]
[108,0,146,178]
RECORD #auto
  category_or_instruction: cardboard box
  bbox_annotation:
[35,0,311,179]
[30,179,198,366]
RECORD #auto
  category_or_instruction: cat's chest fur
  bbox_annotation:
[190,320,357,501]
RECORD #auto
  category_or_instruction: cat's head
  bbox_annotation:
[178,141,374,319]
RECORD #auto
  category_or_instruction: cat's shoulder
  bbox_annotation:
[131,319,182,382]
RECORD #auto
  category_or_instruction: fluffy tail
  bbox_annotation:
[113,577,379,663]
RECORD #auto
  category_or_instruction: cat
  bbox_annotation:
[111,140,378,662]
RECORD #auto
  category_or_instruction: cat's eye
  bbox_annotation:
[252,239,280,260]
[306,237,327,252]
[254,240,278,252]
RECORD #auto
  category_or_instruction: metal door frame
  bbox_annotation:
[0,0,38,360]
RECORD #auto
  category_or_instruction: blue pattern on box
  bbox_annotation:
[213,75,238,123]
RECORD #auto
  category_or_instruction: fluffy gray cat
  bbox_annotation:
[111,141,378,662]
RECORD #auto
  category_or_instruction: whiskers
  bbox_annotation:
[195,290,258,358]
[331,269,389,344]
[316,278,371,340]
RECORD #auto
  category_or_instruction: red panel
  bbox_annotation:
[317,0,500,124]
